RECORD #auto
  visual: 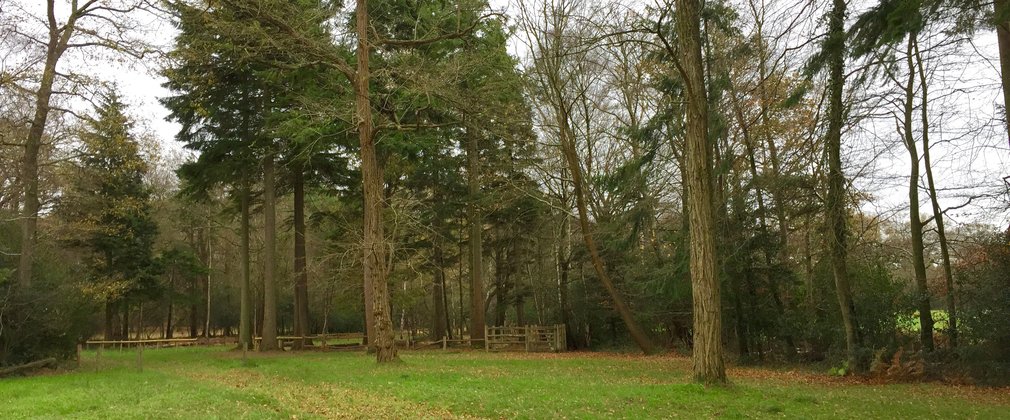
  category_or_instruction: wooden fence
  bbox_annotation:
[484,324,566,352]
[265,333,365,349]
[84,328,567,353]
[84,338,201,350]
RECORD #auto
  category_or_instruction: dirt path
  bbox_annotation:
[160,363,479,419]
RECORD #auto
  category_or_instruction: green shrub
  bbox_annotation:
[0,234,98,367]
[954,229,1010,384]
[958,231,1010,355]
[0,278,98,367]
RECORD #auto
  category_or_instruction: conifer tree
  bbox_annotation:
[59,90,159,341]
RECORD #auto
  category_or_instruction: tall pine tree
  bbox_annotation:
[59,90,159,341]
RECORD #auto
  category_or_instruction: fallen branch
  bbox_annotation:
[0,357,57,378]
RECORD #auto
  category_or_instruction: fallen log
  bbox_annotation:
[0,358,57,378]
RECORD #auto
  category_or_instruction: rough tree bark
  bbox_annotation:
[260,153,278,351]
[901,36,934,352]
[165,270,175,339]
[557,210,574,349]
[204,234,212,339]
[205,233,213,339]
[466,126,486,345]
[189,230,201,338]
[355,0,398,363]
[104,300,116,341]
[676,0,726,384]
[18,0,79,287]
[432,235,447,340]
[121,300,130,340]
[825,0,861,369]
[239,185,253,350]
[493,242,509,327]
[995,0,1010,149]
[293,168,310,349]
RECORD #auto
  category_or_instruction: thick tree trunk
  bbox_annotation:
[457,228,466,339]
[18,2,78,288]
[558,200,575,348]
[190,230,202,338]
[516,296,525,327]
[442,267,452,340]
[293,169,310,349]
[355,0,397,363]
[255,279,263,337]
[363,261,375,348]
[913,38,957,348]
[996,0,1010,149]
[104,300,115,341]
[902,36,934,352]
[676,0,726,384]
[205,234,213,339]
[121,300,130,340]
[260,154,278,351]
[466,127,486,345]
[166,272,174,339]
[494,243,509,327]
[825,0,861,370]
[136,304,144,340]
[239,186,253,350]
[432,235,447,340]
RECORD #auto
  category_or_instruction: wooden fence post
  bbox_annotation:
[560,324,566,351]
[136,342,144,372]
[484,325,489,351]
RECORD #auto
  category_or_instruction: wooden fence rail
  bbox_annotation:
[84,338,200,350]
[83,328,565,353]
[254,333,366,350]
[84,333,369,352]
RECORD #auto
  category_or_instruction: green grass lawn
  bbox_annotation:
[2,347,1007,419]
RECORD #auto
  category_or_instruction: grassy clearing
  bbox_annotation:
[2,347,1007,419]
[897,310,951,333]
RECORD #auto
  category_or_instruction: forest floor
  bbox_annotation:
[2,346,1008,419]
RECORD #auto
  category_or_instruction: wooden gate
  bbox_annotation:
[484,324,566,352]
